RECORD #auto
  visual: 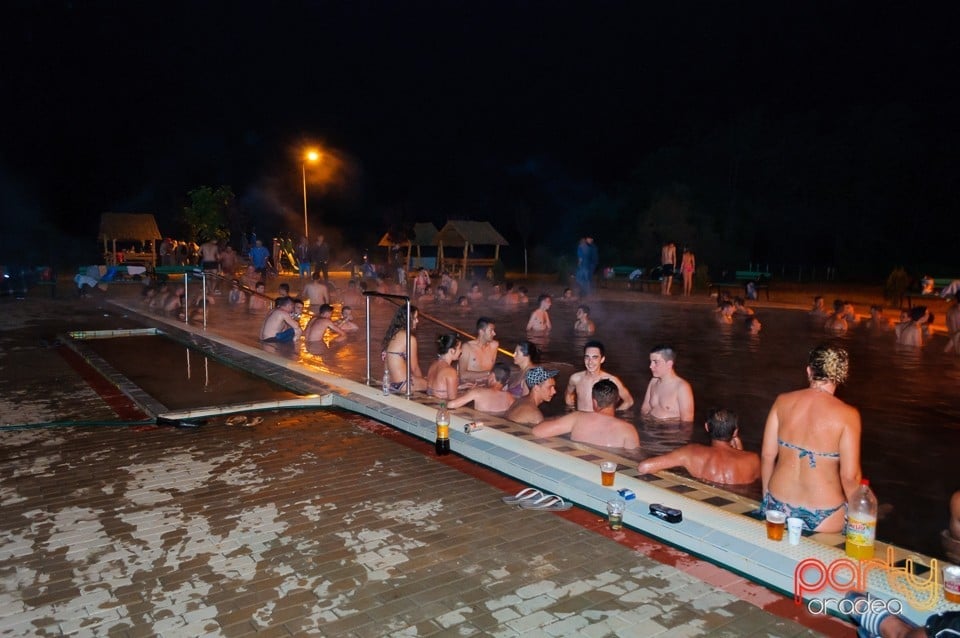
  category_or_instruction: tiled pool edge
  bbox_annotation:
[112,300,956,625]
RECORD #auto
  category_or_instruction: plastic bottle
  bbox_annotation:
[435,402,450,455]
[382,368,390,395]
[845,478,878,560]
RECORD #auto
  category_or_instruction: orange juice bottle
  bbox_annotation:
[845,479,877,560]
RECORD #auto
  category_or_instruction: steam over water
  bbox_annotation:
[122,290,960,559]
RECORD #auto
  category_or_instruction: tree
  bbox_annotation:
[182,185,234,243]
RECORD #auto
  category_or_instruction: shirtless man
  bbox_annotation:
[199,239,221,293]
[259,297,302,343]
[500,282,520,305]
[304,304,346,342]
[219,244,238,279]
[809,296,827,318]
[447,363,516,416]
[248,281,271,313]
[661,241,677,295]
[336,306,360,332]
[824,299,848,333]
[458,317,499,384]
[533,380,639,449]
[504,366,558,426]
[637,408,760,484]
[641,344,695,421]
[526,294,552,333]
[300,271,329,306]
[574,304,596,335]
[565,341,633,412]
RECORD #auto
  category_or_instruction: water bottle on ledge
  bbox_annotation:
[846,478,877,560]
[435,402,450,456]
[382,368,390,395]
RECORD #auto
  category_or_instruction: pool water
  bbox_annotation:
[145,294,960,558]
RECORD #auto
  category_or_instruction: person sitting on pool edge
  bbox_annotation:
[504,366,558,425]
[260,296,302,343]
[532,380,639,449]
[637,408,759,484]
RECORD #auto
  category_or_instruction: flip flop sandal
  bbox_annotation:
[244,416,264,427]
[519,494,573,511]
[501,487,543,505]
[225,415,247,426]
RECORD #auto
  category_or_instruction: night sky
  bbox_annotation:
[3,2,958,274]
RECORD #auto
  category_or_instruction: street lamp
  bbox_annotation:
[301,149,320,239]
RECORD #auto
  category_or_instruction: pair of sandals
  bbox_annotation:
[501,487,572,511]
[225,415,263,427]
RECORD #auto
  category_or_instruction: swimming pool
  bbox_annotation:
[147,293,960,558]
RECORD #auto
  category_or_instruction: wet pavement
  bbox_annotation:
[0,281,851,636]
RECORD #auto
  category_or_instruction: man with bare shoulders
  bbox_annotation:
[661,241,676,295]
[641,344,694,421]
[260,297,302,343]
[447,363,516,416]
[459,316,499,384]
[944,293,960,354]
[638,408,759,484]
[301,271,329,306]
[565,341,633,412]
[219,244,238,279]
[304,304,346,342]
[504,367,558,425]
[533,380,639,449]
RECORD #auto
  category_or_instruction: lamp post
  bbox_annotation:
[301,149,320,239]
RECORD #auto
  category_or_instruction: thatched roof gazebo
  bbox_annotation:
[435,220,508,277]
[98,212,162,266]
[378,222,439,270]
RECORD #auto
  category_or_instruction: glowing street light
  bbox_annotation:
[302,149,321,238]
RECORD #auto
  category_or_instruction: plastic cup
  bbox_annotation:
[600,461,617,486]
[765,510,787,541]
[606,498,626,530]
[945,565,960,604]
[786,517,803,545]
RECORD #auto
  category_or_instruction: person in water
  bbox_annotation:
[760,344,862,533]
[640,344,694,421]
[458,317,499,385]
[565,341,633,412]
[447,362,516,416]
[426,333,462,400]
[637,408,760,484]
[506,340,540,398]
[532,380,639,449]
[504,366,558,425]
[260,297,302,343]
[381,305,427,393]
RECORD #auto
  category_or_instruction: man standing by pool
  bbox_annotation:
[459,317,499,385]
[661,241,677,295]
[641,344,694,421]
[637,408,759,484]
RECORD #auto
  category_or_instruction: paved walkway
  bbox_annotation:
[0,283,851,636]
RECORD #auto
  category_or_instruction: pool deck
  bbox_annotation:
[3,280,949,636]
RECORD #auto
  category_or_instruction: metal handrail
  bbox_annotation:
[363,291,413,398]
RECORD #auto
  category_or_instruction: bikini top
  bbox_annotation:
[778,439,840,468]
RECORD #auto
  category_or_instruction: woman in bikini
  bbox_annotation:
[426,333,462,400]
[381,305,427,393]
[760,344,862,533]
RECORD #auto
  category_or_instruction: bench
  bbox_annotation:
[708,270,771,301]
[600,266,660,292]
[903,277,959,308]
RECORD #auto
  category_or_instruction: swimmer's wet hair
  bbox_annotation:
[584,340,605,356]
[650,344,676,362]
[515,340,541,363]
[436,333,460,355]
[808,344,849,385]
[707,408,739,441]
[476,316,495,331]
[492,362,511,385]
[591,379,619,409]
